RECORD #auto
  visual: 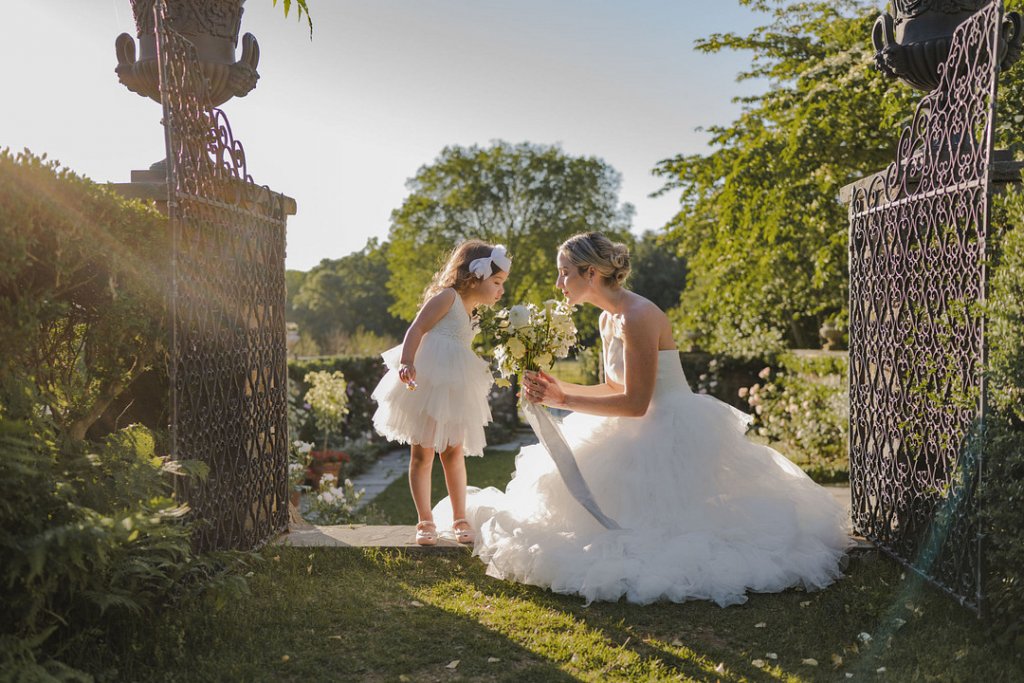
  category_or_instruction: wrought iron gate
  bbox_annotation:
[155,2,289,551]
[847,2,1006,611]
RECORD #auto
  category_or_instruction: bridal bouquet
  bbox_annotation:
[486,299,578,389]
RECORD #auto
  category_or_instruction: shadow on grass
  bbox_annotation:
[88,544,1024,682]
[399,550,1024,682]
[105,547,578,683]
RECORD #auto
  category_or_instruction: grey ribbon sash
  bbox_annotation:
[521,402,621,530]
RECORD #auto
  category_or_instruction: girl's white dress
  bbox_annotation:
[372,289,493,456]
[433,313,851,606]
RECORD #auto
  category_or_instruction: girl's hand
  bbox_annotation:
[398,363,417,388]
[523,370,566,407]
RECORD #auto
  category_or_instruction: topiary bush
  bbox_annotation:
[288,356,387,440]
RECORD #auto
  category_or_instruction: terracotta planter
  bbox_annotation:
[306,460,343,488]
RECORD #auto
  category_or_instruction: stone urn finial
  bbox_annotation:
[873,0,1022,91]
[115,0,260,106]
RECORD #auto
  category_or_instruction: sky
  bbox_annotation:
[1,1,769,271]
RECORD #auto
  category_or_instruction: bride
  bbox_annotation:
[433,232,851,606]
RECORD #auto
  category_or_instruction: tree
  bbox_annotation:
[285,268,307,321]
[627,230,687,313]
[386,141,634,330]
[654,0,919,354]
[292,238,406,353]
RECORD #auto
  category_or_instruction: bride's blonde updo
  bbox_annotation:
[559,232,631,286]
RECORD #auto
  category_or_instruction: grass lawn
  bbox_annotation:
[90,544,1020,682]
[73,447,1021,682]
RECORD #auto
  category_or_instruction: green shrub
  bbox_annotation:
[0,412,254,679]
[982,188,1024,643]
[0,151,253,678]
[684,352,768,410]
[0,149,168,441]
[288,356,522,466]
[288,357,391,476]
[484,384,520,445]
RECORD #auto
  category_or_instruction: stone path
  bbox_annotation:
[349,448,407,510]
[349,433,539,510]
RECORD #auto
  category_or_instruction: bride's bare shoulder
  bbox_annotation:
[622,293,669,324]
[615,294,669,342]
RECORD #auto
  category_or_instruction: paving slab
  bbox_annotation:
[276,524,469,553]
[350,448,408,510]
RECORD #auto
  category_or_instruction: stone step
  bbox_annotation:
[276,524,470,553]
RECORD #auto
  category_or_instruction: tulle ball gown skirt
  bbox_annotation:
[433,350,852,607]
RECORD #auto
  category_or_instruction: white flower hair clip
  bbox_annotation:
[468,244,511,279]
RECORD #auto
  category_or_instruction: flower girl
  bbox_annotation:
[372,240,510,545]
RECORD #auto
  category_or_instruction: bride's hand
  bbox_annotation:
[523,370,566,407]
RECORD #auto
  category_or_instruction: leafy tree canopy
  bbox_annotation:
[655,0,920,354]
[386,141,634,340]
[626,230,687,313]
[292,238,406,352]
[273,0,313,36]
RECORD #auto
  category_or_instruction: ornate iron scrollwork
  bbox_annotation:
[154,0,288,551]
[848,2,1006,611]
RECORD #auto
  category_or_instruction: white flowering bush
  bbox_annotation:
[485,300,578,392]
[307,473,364,525]
[742,357,849,482]
[289,439,314,491]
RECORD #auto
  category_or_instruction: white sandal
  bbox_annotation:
[452,518,475,545]
[415,520,437,546]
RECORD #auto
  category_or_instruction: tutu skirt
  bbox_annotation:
[372,332,493,456]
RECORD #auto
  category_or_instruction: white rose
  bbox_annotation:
[506,337,527,359]
[508,305,531,329]
[535,352,553,369]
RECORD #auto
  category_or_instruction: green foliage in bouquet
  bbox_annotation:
[485,300,578,393]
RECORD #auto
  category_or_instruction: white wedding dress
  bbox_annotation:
[433,313,851,606]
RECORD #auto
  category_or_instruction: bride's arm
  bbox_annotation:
[551,376,621,398]
[525,313,658,417]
